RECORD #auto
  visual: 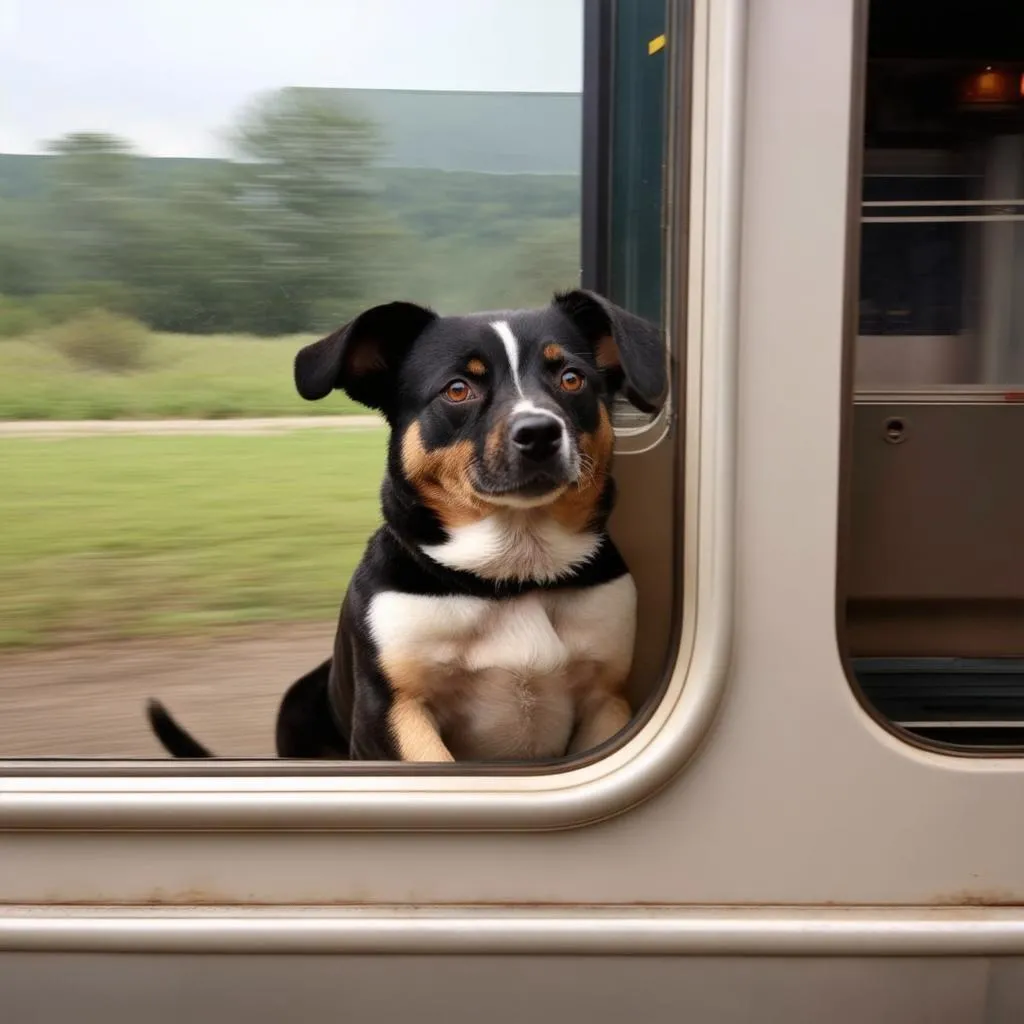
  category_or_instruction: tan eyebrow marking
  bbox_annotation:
[466,357,487,377]
[543,343,565,363]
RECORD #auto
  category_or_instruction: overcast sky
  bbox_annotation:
[0,0,583,157]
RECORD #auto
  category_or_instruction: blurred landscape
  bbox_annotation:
[0,86,583,755]
[0,87,580,415]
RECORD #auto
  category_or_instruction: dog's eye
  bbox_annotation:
[442,379,475,403]
[559,369,585,393]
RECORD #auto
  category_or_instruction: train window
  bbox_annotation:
[841,0,1024,750]
[0,0,690,796]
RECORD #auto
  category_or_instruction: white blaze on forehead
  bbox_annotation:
[491,318,564,419]
[490,320,525,397]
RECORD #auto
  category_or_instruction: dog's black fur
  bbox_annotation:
[146,289,666,762]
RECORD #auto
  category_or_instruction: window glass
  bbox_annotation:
[843,0,1024,749]
[608,0,667,330]
[584,0,669,429]
[0,0,678,763]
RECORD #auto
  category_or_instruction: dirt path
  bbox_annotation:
[0,416,384,438]
[0,624,337,757]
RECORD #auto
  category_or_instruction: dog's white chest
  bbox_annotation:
[368,574,636,760]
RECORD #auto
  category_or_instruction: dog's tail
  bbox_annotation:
[145,699,214,758]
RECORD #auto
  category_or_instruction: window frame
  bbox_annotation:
[0,0,744,832]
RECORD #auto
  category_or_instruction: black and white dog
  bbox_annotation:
[146,289,666,763]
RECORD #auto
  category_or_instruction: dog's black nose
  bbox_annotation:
[510,414,563,461]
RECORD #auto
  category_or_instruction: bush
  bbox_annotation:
[42,309,151,373]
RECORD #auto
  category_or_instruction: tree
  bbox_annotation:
[226,88,387,333]
[45,132,136,186]
[42,132,144,299]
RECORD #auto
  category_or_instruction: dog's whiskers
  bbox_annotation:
[575,453,600,490]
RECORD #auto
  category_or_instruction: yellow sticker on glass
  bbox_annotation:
[648,34,666,55]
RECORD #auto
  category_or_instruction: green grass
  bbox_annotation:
[0,332,363,420]
[0,431,386,648]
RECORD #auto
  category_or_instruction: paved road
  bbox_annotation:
[0,416,385,438]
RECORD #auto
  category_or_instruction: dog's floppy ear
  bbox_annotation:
[553,289,667,414]
[294,301,437,412]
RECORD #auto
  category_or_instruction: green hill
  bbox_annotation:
[0,89,582,337]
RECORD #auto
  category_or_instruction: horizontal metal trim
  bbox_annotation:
[863,214,1024,223]
[3,906,1024,956]
[899,721,1024,730]
[863,199,1024,208]
[854,387,1024,404]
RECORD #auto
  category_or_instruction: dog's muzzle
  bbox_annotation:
[510,413,564,463]
[501,409,573,498]
[473,408,576,506]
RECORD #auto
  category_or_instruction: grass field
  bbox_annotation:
[0,332,362,420]
[0,431,386,648]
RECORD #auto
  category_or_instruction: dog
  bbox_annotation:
[146,289,666,763]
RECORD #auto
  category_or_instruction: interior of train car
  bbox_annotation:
[842,0,1024,751]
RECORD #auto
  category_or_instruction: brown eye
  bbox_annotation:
[559,369,585,393]
[443,379,474,403]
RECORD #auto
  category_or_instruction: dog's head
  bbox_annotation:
[294,290,666,536]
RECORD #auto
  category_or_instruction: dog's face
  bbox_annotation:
[294,290,666,536]
[397,308,625,517]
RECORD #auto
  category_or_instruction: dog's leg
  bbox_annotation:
[388,697,454,763]
[567,692,632,756]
